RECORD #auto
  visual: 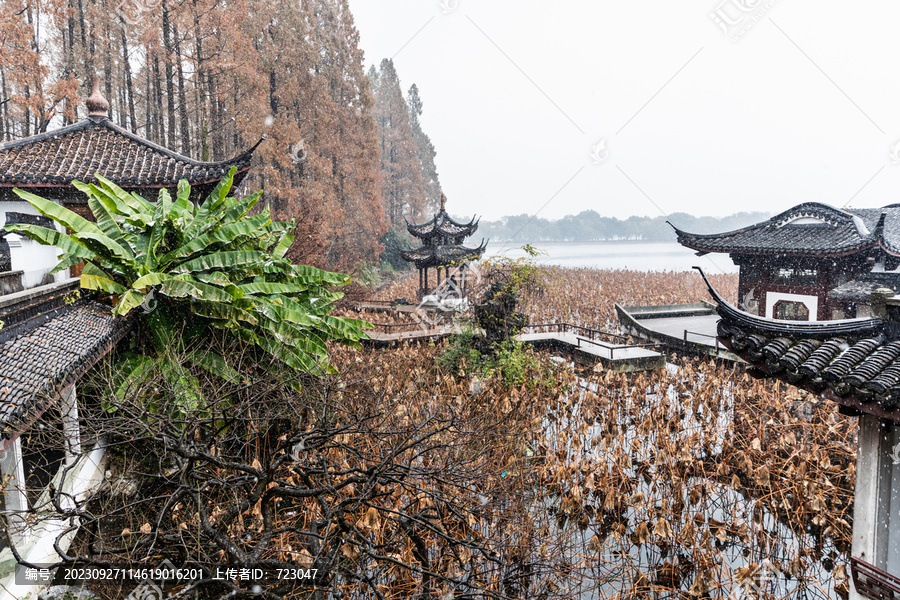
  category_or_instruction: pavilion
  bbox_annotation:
[400,194,486,301]
[0,76,259,288]
[672,202,900,322]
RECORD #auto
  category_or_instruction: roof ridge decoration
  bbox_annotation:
[85,75,109,120]
[771,202,856,229]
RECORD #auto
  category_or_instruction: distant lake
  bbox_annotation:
[483,241,739,274]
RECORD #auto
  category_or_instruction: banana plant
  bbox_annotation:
[7,168,369,404]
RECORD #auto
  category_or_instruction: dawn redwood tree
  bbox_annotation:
[407,83,443,216]
[372,59,427,228]
[0,0,78,139]
[322,0,388,269]
[0,0,389,270]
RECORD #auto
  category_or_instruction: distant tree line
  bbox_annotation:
[476,210,771,243]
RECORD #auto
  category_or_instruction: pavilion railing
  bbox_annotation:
[368,321,449,335]
[851,556,900,600]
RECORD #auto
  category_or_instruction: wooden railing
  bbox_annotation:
[573,335,661,359]
[369,321,434,334]
[852,556,900,600]
[523,323,662,359]
[363,319,664,360]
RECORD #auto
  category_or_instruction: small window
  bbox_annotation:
[772,267,817,286]
[773,300,810,321]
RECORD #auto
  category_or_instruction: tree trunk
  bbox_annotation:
[0,67,8,141]
[162,0,177,149]
[172,21,190,154]
[103,20,113,122]
[76,0,91,74]
[120,18,137,131]
[192,0,208,159]
[152,50,164,145]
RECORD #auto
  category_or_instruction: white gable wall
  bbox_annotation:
[1,200,65,289]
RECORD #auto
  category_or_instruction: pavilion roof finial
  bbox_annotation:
[440,193,446,212]
[86,75,109,120]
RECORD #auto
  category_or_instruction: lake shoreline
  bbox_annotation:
[483,240,739,274]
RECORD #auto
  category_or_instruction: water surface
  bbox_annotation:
[484,241,738,274]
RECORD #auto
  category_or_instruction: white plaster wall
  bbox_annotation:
[851,415,882,584]
[850,417,900,600]
[885,423,900,576]
[764,291,819,321]
[1,200,65,288]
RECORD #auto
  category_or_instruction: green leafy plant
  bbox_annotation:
[438,245,558,389]
[7,169,368,395]
[439,328,555,390]
[480,243,550,299]
[437,327,483,377]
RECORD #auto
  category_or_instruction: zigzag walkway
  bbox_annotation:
[363,319,665,373]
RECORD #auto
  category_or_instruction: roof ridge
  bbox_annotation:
[1,118,253,169]
[0,119,258,190]
[100,119,252,168]
[0,120,92,152]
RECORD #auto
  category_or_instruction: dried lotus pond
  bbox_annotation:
[360,267,854,599]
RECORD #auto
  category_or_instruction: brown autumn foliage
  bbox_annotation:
[371,59,428,228]
[0,0,446,272]
[376,266,740,328]
[30,268,853,599]
[362,266,855,599]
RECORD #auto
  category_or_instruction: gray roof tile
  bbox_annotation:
[671,202,900,256]
[0,302,131,437]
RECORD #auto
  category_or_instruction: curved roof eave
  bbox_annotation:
[0,118,260,170]
[669,202,871,255]
[695,266,884,339]
[0,118,261,190]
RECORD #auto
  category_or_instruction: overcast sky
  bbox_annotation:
[345,1,900,222]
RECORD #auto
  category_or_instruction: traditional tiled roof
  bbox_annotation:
[0,301,131,438]
[0,117,258,192]
[696,268,900,422]
[407,196,479,240]
[828,273,900,303]
[400,241,487,269]
[670,202,900,257]
[0,212,55,238]
[407,211,479,239]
